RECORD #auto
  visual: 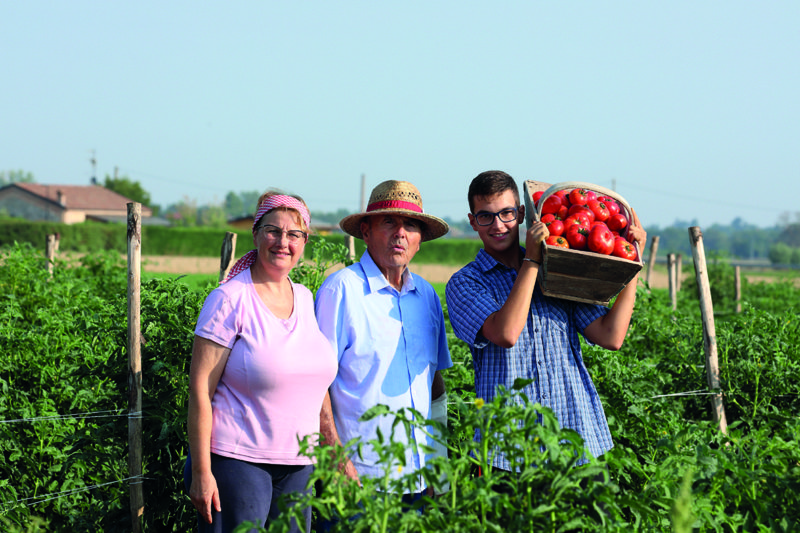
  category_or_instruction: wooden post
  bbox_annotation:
[127,203,144,532]
[676,253,683,292]
[688,226,728,434]
[668,253,677,310]
[45,233,60,276]
[734,265,742,313]
[219,232,238,283]
[646,235,659,285]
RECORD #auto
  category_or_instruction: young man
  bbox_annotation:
[445,170,646,472]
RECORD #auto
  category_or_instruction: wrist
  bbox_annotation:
[523,257,541,266]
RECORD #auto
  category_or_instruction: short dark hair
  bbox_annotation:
[467,170,520,213]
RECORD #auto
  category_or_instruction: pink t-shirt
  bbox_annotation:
[195,269,337,465]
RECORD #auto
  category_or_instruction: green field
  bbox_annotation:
[2,241,800,532]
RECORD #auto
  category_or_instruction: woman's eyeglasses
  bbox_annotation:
[256,224,308,243]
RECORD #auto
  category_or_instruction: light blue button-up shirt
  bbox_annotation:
[315,250,452,492]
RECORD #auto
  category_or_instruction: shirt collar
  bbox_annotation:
[475,247,525,274]
[360,249,416,294]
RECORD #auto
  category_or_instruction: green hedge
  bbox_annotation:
[0,220,484,265]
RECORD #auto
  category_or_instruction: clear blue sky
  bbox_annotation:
[2,2,798,229]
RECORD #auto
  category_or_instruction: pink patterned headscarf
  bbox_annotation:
[221,195,311,284]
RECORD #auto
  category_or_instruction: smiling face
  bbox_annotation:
[253,209,307,273]
[361,214,422,284]
[469,190,524,262]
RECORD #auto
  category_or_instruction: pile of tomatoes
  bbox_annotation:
[533,187,638,261]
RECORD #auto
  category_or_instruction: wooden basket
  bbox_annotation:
[523,180,643,306]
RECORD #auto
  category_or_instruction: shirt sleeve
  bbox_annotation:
[430,286,453,371]
[314,279,347,362]
[574,301,609,339]
[194,288,239,348]
[445,268,498,351]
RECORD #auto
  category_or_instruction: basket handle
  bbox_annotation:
[533,180,634,224]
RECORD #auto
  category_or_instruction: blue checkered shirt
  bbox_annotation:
[445,248,613,470]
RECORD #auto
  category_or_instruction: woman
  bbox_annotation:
[185,191,337,533]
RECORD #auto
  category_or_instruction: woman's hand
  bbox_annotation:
[190,469,221,524]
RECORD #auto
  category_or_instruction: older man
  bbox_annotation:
[315,180,452,498]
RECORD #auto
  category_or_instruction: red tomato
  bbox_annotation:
[564,214,591,229]
[546,235,569,248]
[585,190,598,202]
[568,205,595,224]
[541,213,556,224]
[541,195,563,215]
[546,219,565,237]
[554,190,569,207]
[598,196,620,217]
[568,188,590,206]
[533,191,545,206]
[565,224,589,250]
[556,205,569,220]
[591,221,609,231]
[613,236,638,261]
[587,199,610,222]
[588,225,614,255]
[607,213,628,232]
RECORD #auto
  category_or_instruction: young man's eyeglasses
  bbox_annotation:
[473,207,518,226]
[256,224,308,243]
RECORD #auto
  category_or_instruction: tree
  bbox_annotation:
[103,174,153,208]
[0,169,35,185]
[224,192,245,219]
[198,204,228,227]
[165,197,198,227]
[777,222,800,247]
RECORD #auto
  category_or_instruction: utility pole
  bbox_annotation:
[360,173,366,211]
[90,149,97,185]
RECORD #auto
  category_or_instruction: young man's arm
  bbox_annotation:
[583,210,647,350]
[479,221,549,348]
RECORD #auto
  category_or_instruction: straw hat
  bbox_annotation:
[339,180,449,242]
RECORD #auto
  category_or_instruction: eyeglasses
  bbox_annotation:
[473,207,519,226]
[256,224,308,243]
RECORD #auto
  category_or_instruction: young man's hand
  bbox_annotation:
[525,220,549,263]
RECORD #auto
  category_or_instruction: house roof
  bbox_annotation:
[11,182,153,214]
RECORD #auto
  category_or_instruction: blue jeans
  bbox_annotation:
[184,452,313,533]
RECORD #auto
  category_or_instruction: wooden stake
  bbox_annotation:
[668,253,677,310]
[688,226,728,434]
[676,253,683,292]
[45,233,60,276]
[735,265,742,313]
[127,203,144,532]
[646,235,659,285]
[219,232,238,283]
